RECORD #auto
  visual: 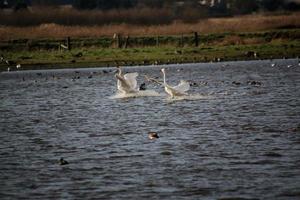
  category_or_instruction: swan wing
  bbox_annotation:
[173,80,190,93]
[124,72,139,90]
[165,84,187,97]
[116,74,131,90]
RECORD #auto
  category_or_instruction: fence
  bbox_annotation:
[0,32,202,51]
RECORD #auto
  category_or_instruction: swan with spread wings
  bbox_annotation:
[146,68,190,98]
[115,66,139,94]
[161,68,190,97]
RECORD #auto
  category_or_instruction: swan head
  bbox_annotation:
[161,68,166,73]
[116,66,122,75]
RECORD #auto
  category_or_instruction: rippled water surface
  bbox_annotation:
[1,59,300,200]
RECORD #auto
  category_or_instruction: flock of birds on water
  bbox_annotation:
[1,55,300,165]
[1,54,300,73]
[57,61,299,165]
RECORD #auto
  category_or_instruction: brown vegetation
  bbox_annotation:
[0,12,300,40]
[0,7,174,26]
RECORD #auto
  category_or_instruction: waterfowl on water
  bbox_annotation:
[139,82,146,91]
[160,68,190,98]
[148,132,159,140]
[115,66,139,94]
[59,158,69,165]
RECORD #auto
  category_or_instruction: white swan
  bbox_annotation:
[161,68,190,98]
[115,66,139,94]
[144,68,190,98]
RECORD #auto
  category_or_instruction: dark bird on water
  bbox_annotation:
[59,158,69,165]
[148,132,159,140]
[139,83,146,90]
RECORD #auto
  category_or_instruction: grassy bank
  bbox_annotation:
[1,29,300,71]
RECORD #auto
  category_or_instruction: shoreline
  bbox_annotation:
[1,57,299,73]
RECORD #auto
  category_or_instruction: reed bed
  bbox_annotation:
[0,7,174,26]
[0,12,300,40]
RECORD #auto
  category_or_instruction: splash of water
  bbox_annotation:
[165,93,213,102]
[110,90,162,99]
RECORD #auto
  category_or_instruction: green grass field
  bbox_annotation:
[1,29,300,71]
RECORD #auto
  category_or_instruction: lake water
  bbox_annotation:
[0,59,300,200]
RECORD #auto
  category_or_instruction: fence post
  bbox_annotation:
[113,33,121,48]
[124,35,129,48]
[67,37,71,51]
[117,34,122,48]
[156,36,159,47]
[194,32,199,47]
[181,34,184,47]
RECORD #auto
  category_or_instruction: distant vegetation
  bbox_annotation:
[1,13,299,40]
[0,0,300,26]
[0,7,174,26]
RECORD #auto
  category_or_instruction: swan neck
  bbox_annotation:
[163,70,166,85]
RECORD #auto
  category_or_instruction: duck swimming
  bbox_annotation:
[59,157,69,165]
[148,132,159,140]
